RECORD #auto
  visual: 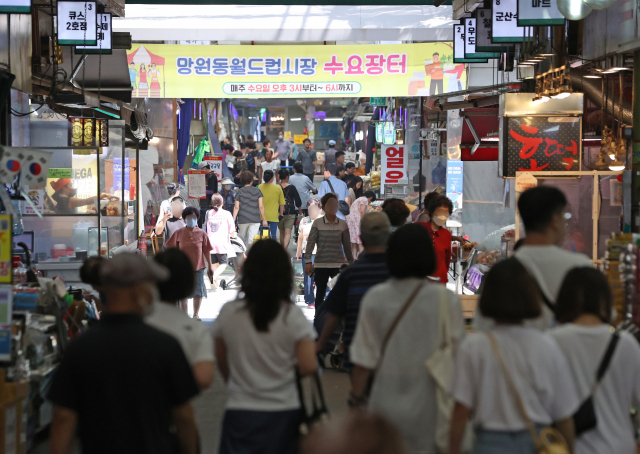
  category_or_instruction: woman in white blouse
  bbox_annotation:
[551,267,640,454]
[449,258,578,454]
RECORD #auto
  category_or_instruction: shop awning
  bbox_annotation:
[460,108,499,162]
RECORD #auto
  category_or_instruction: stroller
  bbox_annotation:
[220,234,247,290]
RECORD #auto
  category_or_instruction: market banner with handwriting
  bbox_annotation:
[126,43,466,98]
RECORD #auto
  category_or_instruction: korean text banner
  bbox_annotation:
[126,43,467,99]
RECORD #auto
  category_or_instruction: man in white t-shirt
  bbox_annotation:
[146,249,215,390]
[474,185,593,331]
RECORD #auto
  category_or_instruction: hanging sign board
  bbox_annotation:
[0,216,12,285]
[203,156,223,181]
[188,170,206,199]
[381,144,408,192]
[0,0,30,13]
[76,13,112,54]
[476,9,515,52]
[446,160,464,209]
[517,0,564,25]
[491,0,526,43]
[370,97,387,106]
[57,1,97,46]
[464,18,500,59]
[294,134,308,144]
[453,24,488,64]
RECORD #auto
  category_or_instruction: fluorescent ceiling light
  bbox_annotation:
[290,118,302,121]
[481,137,500,141]
[324,118,343,122]
[584,74,602,78]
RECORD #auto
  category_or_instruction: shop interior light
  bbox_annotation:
[584,73,602,78]
[324,118,343,122]
[609,159,626,171]
[481,136,500,141]
[290,117,302,121]
[149,137,160,144]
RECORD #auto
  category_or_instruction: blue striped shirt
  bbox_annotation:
[325,253,390,367]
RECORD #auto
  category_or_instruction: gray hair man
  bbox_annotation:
[316,212,392,370]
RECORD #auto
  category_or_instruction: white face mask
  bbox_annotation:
[138,283,159,316]
[223,184,232,190]
[433,215,448,227]
[279,135,284,140]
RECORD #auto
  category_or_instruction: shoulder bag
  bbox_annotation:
[295,369,329,435]
[485,332,570,454]
[326,180,350,216]
[425,289,474,453]
[363,280,426,398]
[572,329,620,436]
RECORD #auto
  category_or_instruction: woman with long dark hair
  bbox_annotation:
[348,176,364,202]
[213,239,317,454]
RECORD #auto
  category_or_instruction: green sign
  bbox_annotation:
[376,122,395,144]
[48,168,72,179]
[370,97,387,106]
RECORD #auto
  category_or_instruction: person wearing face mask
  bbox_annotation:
[155,197,187,244]
[274,132,293,168]
[296,138,318,183]
[418,194,453,285]
[218,178,237,214]
[50,178,112,214]
[165,206,214,320]
[48,253,200,454]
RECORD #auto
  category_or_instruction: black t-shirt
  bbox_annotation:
[53,193,73,214]
[200,173,219,208]
[48,313,199,454]
[163,217,186,243]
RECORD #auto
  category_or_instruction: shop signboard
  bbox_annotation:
[0,0,30,13]
[0,215,11,285]
[76,13,112,54]
[294,134,308,144]
[376,123,395,144]
[381,144,408,191]
[464,18,500,59]
[370,97,387,106]
[491,0,528,43]
[446,160,464,210]
[428,136,441,157]
[57,1,97,46]
[283,131,292,140]
[188,170,206,199]
[22,190,44,215]
[203,156,223,181]
[453,24,488,64]
[476,9,514,52]
[126,43,468,98]
[517,0,564,25]
[501,116,582,177]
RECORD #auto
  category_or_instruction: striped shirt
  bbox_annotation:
[234,186,263,224]
[305,216,354,268]
[325,253,390,367]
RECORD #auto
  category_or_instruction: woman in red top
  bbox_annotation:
[418,195,453,285]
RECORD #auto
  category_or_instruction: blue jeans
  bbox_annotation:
[302,255,315,305]
[472,426,542,454]
[267,221,278,239]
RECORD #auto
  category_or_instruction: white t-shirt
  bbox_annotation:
[550,324,640,454]
[145,302,214,366]
[451,325,579,431]
[211,299,316,411]
[473,245,593,331]
[260,160,280,183]
[350,278,465,453]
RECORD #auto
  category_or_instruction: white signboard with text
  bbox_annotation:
[188,170,206,199]
[76,13,112,54]
[203,156,223,181]
[57,1,97,46]
[381,144,408,192]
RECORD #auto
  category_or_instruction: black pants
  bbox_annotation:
[304,173,315,183]
[313,268,339,330]
[198,207,208,228]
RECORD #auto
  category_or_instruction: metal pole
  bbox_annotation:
[632,49,640,232]
[418,97,424,210]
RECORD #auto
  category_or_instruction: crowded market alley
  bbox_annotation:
[3,0,640,454]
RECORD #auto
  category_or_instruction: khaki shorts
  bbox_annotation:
[278,214,296,231]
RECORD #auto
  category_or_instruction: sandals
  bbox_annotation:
[193,315,201,321]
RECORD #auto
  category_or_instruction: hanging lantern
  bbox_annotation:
[557,0,592,20]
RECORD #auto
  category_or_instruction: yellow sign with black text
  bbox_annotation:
[126,43,466,98]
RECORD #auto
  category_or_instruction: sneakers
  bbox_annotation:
[193,315,201,321]
[307,303,315,309]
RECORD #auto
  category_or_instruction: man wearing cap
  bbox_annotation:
[197,160,219,228]
[296,138,318,183]
[50,178,112,214]
[316,212,392,371]
[218,178,237,214]
[324,140,338,171]
[318,164,351,221]
[48,253,200,454]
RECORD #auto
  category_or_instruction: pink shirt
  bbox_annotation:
[165,226,213,271]
[205,208,235,254]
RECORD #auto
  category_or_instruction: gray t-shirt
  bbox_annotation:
[163,217,186,244]
[235,186,263,224]
[274,139,292,159]
[324,148,337,166]
[296,149,317,174]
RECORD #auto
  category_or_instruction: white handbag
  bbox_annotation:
[425,289,474,454]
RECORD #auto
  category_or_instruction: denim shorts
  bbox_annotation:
[194,268,207,297]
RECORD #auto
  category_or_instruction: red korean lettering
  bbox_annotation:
[510,130,543,160]
[386,53,408,74]
[345,55,365,75]
[322,55,345,76]
[566,140,578,156]
[364,54,386,76]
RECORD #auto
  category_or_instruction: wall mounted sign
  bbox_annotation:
[464,18,500,59]
[517,0,564,25]
[454,24,488,64]
[0,0,30,13]
[491,0,527,43]
[57,1,97,46]
[76,13,112,54]
[500,116,582,177]
[68,117,109,147]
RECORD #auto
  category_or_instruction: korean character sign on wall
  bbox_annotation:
[57,1,97,46]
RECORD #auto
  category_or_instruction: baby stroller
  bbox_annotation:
[220,234,247,290]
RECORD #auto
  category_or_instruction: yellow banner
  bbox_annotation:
[126,43,467,99]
